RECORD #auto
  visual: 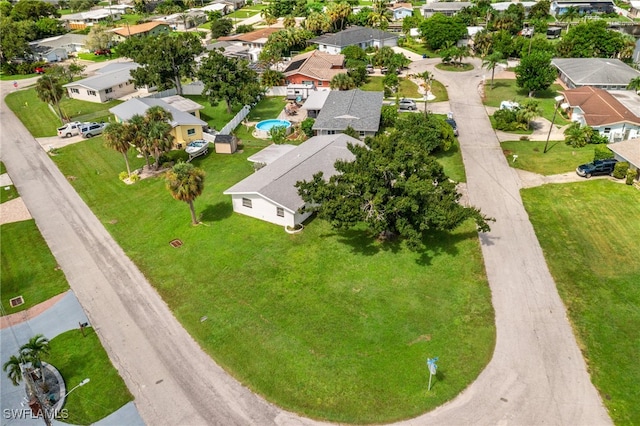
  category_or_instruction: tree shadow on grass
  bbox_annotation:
[415,229,479,266]
[200,202,233,222]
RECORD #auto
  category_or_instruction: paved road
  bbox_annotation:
[0,57,612,426]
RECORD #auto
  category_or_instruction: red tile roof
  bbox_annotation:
[112,22,169,37]
[563,86,640,126]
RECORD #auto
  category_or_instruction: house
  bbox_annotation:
[301,90,331,118]
[29,34,88,62]
[490,1,536,13]
[562,86,640,142]
[550,0,614,16]
[109,96,208,149]
[218,28,280,61]
[631,1,640,18]
[388,3,414,20]
[63,62,141,103]
[196,2,230,14]
[551,58,640,90]
[286,84,319,101]
[224,134,363,227]
[283,51,346,89]
[111,22,171,42]
[312,89,383,138]
[153,11,207,31]
[214,0,245,11]
[59,9,122,30]
[206,41,252,60]
[421,2,471,18]
[607,138,640,177]
[633,39,640,65]
[309,26,398,55]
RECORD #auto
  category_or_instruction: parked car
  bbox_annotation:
[57,121,83,138]
[398,98,417,111]
[575,159,618,178]
[35,66,48,74]
[445,118,459,136]
[80,122,107,138]
[94,48,111,55]
[366,64,374,74]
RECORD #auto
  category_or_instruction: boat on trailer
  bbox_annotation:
[185,139,209,161]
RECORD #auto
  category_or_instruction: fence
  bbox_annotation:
[219,105,251,135]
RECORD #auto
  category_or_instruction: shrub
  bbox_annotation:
[613,161,629,179]
[594,144,614,161]
[129,173,140,182]
[119,171,129,181]
[493,108,519,131]
[519,135,529,141]
[269,125,287,144]
[300,118,315,138]
[626,169,637,185]
[380,105,398,128]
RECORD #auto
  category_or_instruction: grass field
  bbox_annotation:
[0,73,38,81]
[0,185,19,204]
[435,138,466,183]
[1,220,70,315]
[521,181,640,424]
[501,140,594,175]
[435,63,474,72]
[50,137,495,423]
[361,77,429,100]
[43,329,133,424]
[484,79,570,125]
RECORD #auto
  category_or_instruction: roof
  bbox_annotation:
[160,95,204,113]
[553,0,613,3]
[283,51,346,81]
[63,63,139,91]
[313,89,383,132]
[95,61,138,74]
[29,34,87,50]
[109,98,208,127]
[301,90,331,110]
[607,139,640,167]
[389,3,413,10]
[562,86,640,127]
[112,22,169,37]
[224,134,363,211]
[552,58,640,86]
[422,2,471,11]
[631,1,640,8]
[247,144,297,164]
[218,27,279,43]
[491,1,536,10]
[60,8,117,21]
[309,26,397,48]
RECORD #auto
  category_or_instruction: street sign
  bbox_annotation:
[427,357,439,391]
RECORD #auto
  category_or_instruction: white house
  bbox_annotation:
[309,26,398,55]
[59,9,122,30]
[224,134,363,228]
[562,86,640,142]
[63,62,141,103]
[312,89,383,138]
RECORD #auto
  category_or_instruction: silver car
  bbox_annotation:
[80,122,107,138]
[398,99,417,111]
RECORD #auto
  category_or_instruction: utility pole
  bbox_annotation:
[543,95,565,153]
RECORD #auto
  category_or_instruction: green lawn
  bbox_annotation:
[399,41,436,58]
[49,137,495,423]
[5,89,121,137]
[501,140,594,175]
[0,73,38,81]
[434,138,466,183]
[1,220,70,314]
[522,181,640,424]
[227,9,260,19]
[246,96,288,121]
[184,95,244,131]
[0,161,6,174]
[484,79,570,125]
[43,329,133,424]
[361,77,425,99]
[1,185,19,204]
[114,13,143,25]
[435,63,474,72]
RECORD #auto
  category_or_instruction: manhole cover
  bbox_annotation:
[170,239,183,248]
[9,296,24,307]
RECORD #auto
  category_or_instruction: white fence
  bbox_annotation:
[219,105,251,135]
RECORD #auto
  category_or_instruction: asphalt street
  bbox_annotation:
[0,57,612,426]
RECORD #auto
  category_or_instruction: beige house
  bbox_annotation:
[109,96,207,149]
[63,62,141,103]
[111,22,171,43]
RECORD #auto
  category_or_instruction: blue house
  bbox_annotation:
[389,3,414,20]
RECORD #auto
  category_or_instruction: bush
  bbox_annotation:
[613,161,629,179]
[493,108,519,131]
[119,171,129,181]
[380,105,398,128]
[594,144,614,161]
[626,169,637,185]
[269,125,287,144]
[301,118,315,138]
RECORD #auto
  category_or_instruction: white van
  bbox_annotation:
[57,122,83,138]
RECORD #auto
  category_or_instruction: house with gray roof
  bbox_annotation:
[63,62,140,103]
[551,58,640,90]
[421,2,471,17]
[309,26,398,55]
[29,34,88,63]
[312,89,383,138]
[109,96,207,149]
[224,134,363,227]
[550,0,614,16]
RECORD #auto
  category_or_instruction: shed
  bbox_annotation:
[214,134,238,154]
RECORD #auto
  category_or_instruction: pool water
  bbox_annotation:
[255,119,292,131]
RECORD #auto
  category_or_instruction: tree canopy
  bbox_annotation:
[118,32,204,95]
[515,51,556,97]
[556,20,626,58]
[296,127,490,250]
[166,162,206,225]
[197,50,263,114]
[419,14,467,50]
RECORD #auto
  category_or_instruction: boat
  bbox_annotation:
[185,139,209,159]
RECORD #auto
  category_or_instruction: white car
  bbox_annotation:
[57,121,83,138]
[80,122,107,138]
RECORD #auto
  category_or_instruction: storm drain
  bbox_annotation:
[170,239,183,248]
[9,296,24,308]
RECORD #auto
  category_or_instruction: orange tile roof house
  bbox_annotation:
[218,28,280,61]
[112,22,171,42]
[283,51,346,88]
[562,86,640,142]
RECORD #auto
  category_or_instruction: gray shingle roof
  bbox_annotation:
[224,134,363,212]
[551,58,640,86]
[312,89,383,133]
[109,98,207,127]
[421,2,471,11]
[309,26,397,48]
[64,63,139,91]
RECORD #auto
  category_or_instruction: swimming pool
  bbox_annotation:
[254,119,292,139]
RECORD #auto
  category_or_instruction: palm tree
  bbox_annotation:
[283,15,296,29]
[368,0,390,29]
[104,122,133,176]
[482,51,507,89]
[20,334,50,383]
[147,121,174,170]
[330,73,356,90]
[129,114,152,169]
[326,2,351,31]
[412,70,433,116]
[559,6,579,31]
[627,76,640,93]
[165,162,206,225]
[473,30,493,57]
[261,69,285,87]
[35,75,65,125]
[3,355,24,386]
[304,11,331,34]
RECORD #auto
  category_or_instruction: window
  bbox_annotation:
[276,207,284,217]
[119,84,123,88]
[71,88,79,94]
[318,81,323,86]
[327,130,336,135]
[187,128,196,136]
[242,198,252,208]
[603,127,611,134]
[105,88,112,94]
[87,90,96,96]
[359,131,365,137]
